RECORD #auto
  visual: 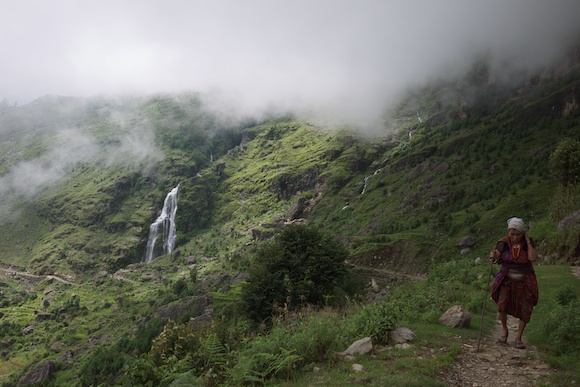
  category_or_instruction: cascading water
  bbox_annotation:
[361,168,382,194]
[144,184,179,263]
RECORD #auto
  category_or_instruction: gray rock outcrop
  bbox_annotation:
[17,360,55,386]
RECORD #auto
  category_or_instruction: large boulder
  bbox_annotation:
[457,236,475,249]
[439,305,471,328]
[558,210,580,230]
[337,337,373,356]
[388,327,415,344]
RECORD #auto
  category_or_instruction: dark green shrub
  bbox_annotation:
[116,316,166,354]
[241,224,357,323]
[80,347,125,386]
[554,284,578,306]
[349,300,404,344]
[544,300,580,355]
[282,311,346,364]
[119,355,163,386]
[550,138,580,187]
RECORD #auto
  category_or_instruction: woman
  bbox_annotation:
[489,217,538,349]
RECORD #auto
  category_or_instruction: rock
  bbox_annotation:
[17,360,55,386]
[439,305,471,328]
[286,197,305,221]
[354,375,372,383]
[389,327,415,344]
[371,278,380,293]
[338,337,373,356]
[157,295,212,321]
[49,341,66,353]
[352,363,364,372]
[251,228,275,241]
[457,236,475,249]
[395,343,412,350]
[22,324,35,335]
[558,210,580,230]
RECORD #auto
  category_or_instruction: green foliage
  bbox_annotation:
[51,296,88,322]
[348,300,404,344]
[554,284,578,306]
[241,224,354,323]
[229,347,302,385]
[279,310,347,363]
[228,312,347,384]
[117,316,167,355]
[544,299,580,355]
[120,355,163,386]
[549,184,580,221]
[79,346,125,386]
[0,321,21,338]
[550,138,580,187]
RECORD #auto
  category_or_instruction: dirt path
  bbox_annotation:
[0,265,75,285]
[441,314,553,386]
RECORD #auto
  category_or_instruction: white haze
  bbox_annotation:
[0,114,163,219]
[1,0,579,217]
[2,0,580,128]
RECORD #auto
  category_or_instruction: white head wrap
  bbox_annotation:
[507,217,529,233]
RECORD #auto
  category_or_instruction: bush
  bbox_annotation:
[116,316,166,354]
[544,299,580,355]
[550,138,580,187]
[282,311,347,363]
[228,312,345,384]
[80,347,125,386]
[549,184,580,221]
[554,284,578,306]
[241,224,356,323]
[348,300,404,344]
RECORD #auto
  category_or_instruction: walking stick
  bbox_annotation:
[477,258,494,352]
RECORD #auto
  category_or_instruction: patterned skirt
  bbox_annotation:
[495,274,538,323]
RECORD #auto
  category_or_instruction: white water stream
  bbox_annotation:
[144,184,179,263]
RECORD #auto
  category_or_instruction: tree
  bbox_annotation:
[241,225,357,323]
[550,138,580,187]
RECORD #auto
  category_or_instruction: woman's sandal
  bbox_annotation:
[515,341,526,349]
[498,334,508,344]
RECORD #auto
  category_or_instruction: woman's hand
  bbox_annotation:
[525,233,538,262]
[489,248,499,262]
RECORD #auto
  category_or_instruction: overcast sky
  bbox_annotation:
[2,0,580,124]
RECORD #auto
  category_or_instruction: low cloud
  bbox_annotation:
[1,1,579,130]
[0,105,163,218]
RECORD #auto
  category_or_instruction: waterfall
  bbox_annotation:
[361,168,382,194]
[144,184,179,263]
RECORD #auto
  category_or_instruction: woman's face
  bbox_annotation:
[509,229,524,243]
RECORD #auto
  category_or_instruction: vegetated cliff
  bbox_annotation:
[1,54,579,278]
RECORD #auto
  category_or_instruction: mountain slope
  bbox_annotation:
[0,52,578,384]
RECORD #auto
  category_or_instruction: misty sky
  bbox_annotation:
[2,0,580,123]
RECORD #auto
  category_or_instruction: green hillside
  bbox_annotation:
[0,52,579,385]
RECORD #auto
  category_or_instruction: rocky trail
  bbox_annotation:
[441,314,553,386]
[441,264,580,386]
